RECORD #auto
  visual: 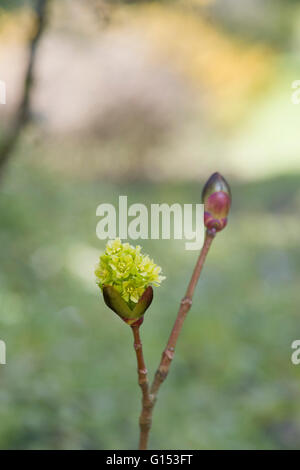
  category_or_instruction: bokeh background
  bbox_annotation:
[0,0,300,450]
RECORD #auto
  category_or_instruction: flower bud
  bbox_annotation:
[202,172,231,232]
[96,239,164,326]
[103,285,153,326]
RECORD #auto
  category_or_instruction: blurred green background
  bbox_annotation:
[0,0,300,450]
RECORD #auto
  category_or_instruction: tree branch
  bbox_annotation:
[0,0,49,179]
[131,324,152,450]
[137,229,216,449]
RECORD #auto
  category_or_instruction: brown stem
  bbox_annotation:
[138,229,216,449]
[0,0,49,179]
[131,324,152,450]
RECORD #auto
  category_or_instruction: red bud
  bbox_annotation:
[202,172,231,232]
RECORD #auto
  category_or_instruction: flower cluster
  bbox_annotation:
[95,239,165,304]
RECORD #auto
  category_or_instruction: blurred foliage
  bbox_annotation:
[0,7,34,44]
[114,2,273,126]
[208,0,300,47]
[0,0,300,450]
[0,0,34,9]
[0,155,300,449]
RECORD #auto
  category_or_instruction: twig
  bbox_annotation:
[0,0,49,179]
[138,229,216,449]
[131,324,152,450]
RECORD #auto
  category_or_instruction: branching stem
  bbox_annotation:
[136,229,216,449]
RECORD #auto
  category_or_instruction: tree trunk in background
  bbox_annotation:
[0,0,49,180]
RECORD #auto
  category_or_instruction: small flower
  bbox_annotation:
[202,172,231,232]
[95,239,165,324]
[121,280,145,303]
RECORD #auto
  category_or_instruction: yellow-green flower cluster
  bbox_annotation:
[95,239,165,304]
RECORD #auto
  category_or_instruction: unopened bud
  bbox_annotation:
[202,172,231,232]
[103,285,153,326]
